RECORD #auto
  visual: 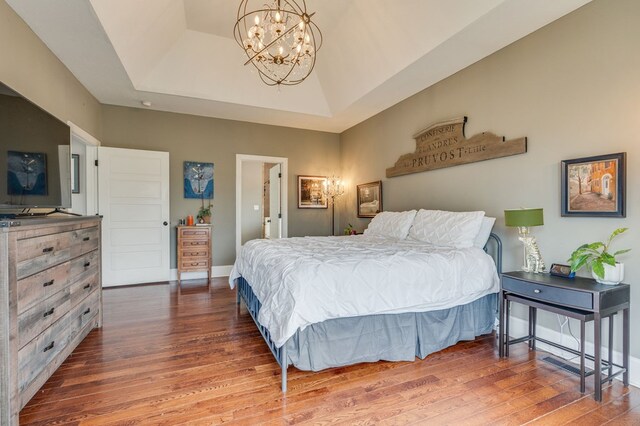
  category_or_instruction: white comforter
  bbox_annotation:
[229,235,499,347]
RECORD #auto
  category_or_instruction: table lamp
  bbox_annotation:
[504,208,545,273]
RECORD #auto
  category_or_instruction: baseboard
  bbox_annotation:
[508,316,639,388]
[170,265,233,281]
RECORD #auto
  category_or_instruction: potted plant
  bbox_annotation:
[197,203,212,224]
[568,228,630,285]
[343,223,357,235]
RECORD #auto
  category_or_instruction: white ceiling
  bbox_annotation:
[7,0,592,133]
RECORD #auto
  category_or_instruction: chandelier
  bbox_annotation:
[234,0,322,86]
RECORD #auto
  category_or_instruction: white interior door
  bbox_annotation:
[98,147,170,287]
[269,163,281,239]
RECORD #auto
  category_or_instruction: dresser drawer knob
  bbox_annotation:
[43,279,55,287]
[43,307,55,318]
[43,341,55,352]
[83,308,91,315]
[534,289,541,294]
[83,236,90,241]
[42,247,54,253]
[84,261,91,268]
[83,283,92,290]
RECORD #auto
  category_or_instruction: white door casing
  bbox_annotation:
[68,122,99,215]
[269,163,282,239]
[236,154,288,257]
[98,147,170,287]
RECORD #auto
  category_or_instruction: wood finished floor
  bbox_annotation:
[20,278,639,425]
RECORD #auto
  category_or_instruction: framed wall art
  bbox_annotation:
[298,175,327,208]
[561,152,626,217]
[357,180,382,218]
[184,161,214,199]
[71,154,80,194]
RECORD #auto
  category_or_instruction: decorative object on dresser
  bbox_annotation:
[297,175,327,209]
[386,116,527,178]
[499,271,630,402]
[322,175,345,235]
[504,208,545,273]
[561,152,626,217]
[0,216,102,425]
[356,181,382,218]
[568,228,630,285]
[177,225,212,284]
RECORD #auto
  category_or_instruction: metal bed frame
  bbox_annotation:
[236,233,502,392]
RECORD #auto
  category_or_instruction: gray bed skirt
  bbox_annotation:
[286,293,497,371]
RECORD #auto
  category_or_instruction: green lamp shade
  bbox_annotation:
[504,208,544,227]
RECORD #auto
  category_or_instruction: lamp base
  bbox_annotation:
[518,228,545,273]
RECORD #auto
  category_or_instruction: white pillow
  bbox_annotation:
[473,216,496,248]
[363,210,417,239]
[408,209,485,248]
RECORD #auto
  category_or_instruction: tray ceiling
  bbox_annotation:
[7,0,591,133]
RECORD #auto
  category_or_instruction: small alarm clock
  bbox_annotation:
[549,263,575,278]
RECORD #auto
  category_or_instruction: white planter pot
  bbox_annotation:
[592,262,624,285]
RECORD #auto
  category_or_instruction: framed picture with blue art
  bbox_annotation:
[183,161,214,199]
[7,151,48,196]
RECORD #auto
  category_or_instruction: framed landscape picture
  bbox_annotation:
[298,175,327,208]
[357,180,382,218]
[561,152,626,217]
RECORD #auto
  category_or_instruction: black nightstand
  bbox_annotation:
[499,271,630,401]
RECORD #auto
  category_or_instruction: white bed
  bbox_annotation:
[230,209,502,391]
[230,234,499,347]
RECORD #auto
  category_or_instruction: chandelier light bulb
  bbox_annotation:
[254,15,260,25]
[275,11,281,22]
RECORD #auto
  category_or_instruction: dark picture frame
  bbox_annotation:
[298,175,327,208]
[71,154,80,194]
[561,152,626,217]
[357,180,382,218]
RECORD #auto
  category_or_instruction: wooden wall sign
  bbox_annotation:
[386,117,527,178]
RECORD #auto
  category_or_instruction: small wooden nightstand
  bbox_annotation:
[499,271,630,401]
[177,225,212,284]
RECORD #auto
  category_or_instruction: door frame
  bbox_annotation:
[236,154,288,257]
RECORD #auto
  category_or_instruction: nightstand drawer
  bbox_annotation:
[502,275,593,310]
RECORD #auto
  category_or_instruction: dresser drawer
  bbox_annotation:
[179,227,210,239]
[179,259,210,271]
[502,275,593,310]
[180,239,209,249]
[69,272,100,308]
[17,290,99,393]
[70,226,100,257]
[16,232,72,279]
[180,248,210,259]
[69,250,99,279]
[18,287,72,348]
[17,261,70,315]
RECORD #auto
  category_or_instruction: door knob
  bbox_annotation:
[163,221,168,226]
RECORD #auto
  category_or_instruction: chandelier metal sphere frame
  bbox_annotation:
[234,0,323,86]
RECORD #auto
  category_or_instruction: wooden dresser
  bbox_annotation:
[0,216,102,425]
[176,225,212,284]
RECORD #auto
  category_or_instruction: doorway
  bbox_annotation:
[236,154,288,257]
[68,122,99,215]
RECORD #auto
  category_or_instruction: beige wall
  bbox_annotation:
[0,1,101,138]
[339,0,640,357]
[241,161,264,244]
[101,106,340,267]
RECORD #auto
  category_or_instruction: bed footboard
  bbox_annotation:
[237,277,288,392]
